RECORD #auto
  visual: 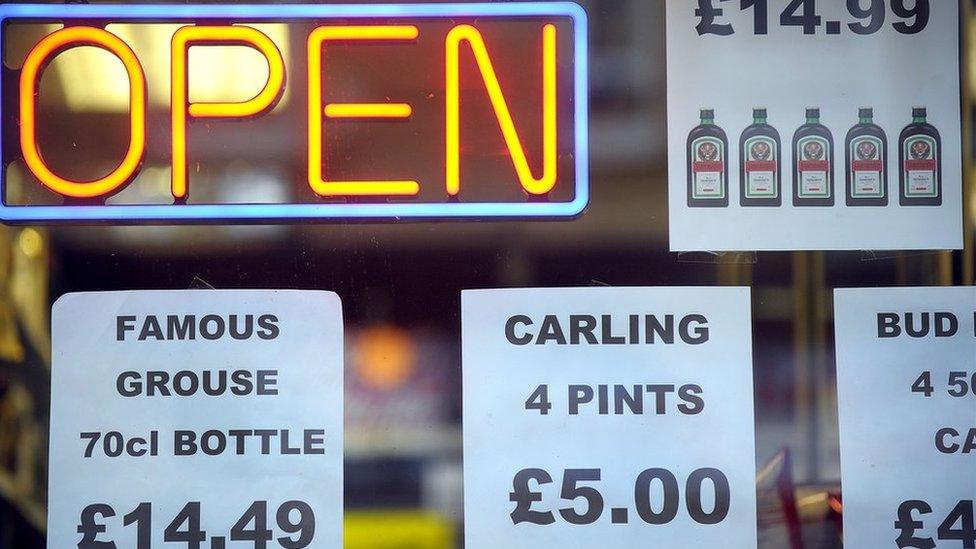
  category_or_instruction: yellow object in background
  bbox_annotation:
[352,325,419,392]
[345,510,454,549]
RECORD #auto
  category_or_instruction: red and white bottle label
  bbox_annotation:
[850,136,884,198]
[744,137,777,198]
[797,137,831,198]
[903,136,938,197]
[691,137,725,199]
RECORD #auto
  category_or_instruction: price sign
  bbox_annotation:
[461,287,758,547]
[835,287,976,548]
[694,0,932,36]
[48,290,344,548]
[667,1,962,251]
[76,501,315,549]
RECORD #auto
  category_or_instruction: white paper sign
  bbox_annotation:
[835,287,976,548]
[667,1,962,251]
[48,290,343,549]
[462,287,758,548]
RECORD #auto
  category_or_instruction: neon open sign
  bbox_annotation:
[0,3,588,222]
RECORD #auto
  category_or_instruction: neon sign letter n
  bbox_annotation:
[445,24,557,197]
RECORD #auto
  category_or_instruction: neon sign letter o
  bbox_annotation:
[20,26,146,199]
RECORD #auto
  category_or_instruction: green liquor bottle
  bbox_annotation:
[687,109,729,207]
[739,108,782,207]
[899,107,942,206]
[845,107,888,207]
[792,107,834,207]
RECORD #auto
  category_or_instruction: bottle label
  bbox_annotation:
[903,135,939,198]
[796,136,831,199]
[849,136,884,198]
[691,137,726,199]
[744,136,778,199]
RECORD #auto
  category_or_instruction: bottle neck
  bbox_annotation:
[913,116,926,124]
[859,116,872,124]
[701,118,714,126]
[806,116,819,124]
[754,117,767,125]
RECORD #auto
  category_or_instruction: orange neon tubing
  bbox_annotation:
[307,25,419,197]
[446,24,557,196]
[171,25,285,200]
[324,104,413,118]
[20,27,146,199]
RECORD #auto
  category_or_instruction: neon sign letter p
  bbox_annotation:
[171,25,285,200]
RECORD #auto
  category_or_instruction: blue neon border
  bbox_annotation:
[0,2,588,223]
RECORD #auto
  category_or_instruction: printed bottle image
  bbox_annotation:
[845,107,888,207]
[792,107,834,207]
[899,107,942,206]
[687,109,729,207]
[739,107,782,207]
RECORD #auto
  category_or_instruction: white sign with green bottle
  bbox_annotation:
[666,0,961,251]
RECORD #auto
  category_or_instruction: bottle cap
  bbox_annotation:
[912,107,927,118]
[859,107,873,118]
[753,108,767,118]
[805,107,820,118]
[701,109,715,118]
